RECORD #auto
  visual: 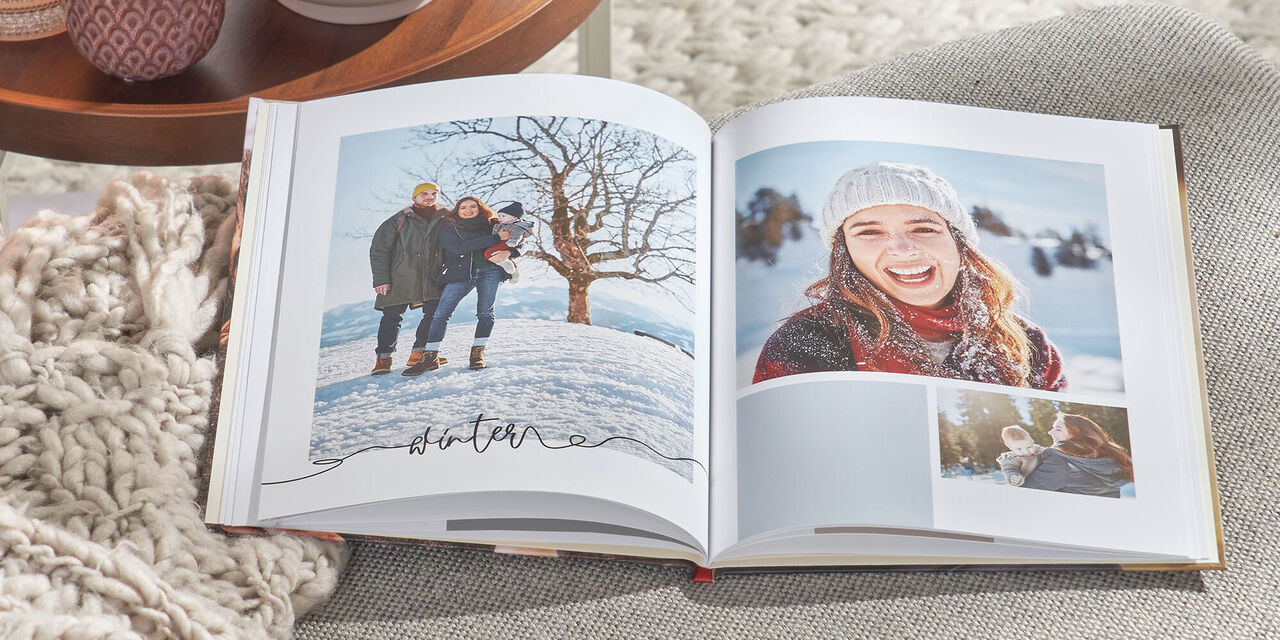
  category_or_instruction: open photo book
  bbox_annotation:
[201,74,1222,574]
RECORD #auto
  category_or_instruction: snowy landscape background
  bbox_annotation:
[734,141,1124,395]
[309,115,699,479]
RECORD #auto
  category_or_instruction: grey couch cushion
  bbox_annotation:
[297,5,1280,638]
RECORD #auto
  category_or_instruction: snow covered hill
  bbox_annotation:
[322,285,694,354]
[310,318,698,480]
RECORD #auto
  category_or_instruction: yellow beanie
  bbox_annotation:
[412,183,440,198]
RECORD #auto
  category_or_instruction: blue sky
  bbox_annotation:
[734,141,1109,239]
[323,125,500,310]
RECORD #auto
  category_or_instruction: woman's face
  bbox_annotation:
[840,204,961,309]
[458,200,480,219]
[1049,417,1071,442]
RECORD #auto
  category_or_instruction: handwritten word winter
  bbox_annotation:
[263,414,705,486]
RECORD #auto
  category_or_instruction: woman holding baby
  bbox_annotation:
[753,161,1066,390]
[401,196,518,376]
[1002,413,1134,498]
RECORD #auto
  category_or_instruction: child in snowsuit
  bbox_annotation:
[484,202,535,282]
[996,425,1044,486]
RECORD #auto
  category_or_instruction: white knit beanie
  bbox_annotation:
[819,162,976,247]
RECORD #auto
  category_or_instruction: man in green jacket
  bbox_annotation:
[368,182,449,375]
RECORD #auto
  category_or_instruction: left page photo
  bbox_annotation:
[210,75,713,559]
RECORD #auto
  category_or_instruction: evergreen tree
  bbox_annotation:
[736,188,809,265]
[1027,398,1131,451]
[954,389,1026,472]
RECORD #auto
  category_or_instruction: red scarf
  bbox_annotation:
[889,298,964,340]
[846,300,963,375]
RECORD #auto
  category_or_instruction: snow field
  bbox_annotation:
[311,318,698,480]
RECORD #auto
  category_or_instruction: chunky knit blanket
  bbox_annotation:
[0,174,345,639]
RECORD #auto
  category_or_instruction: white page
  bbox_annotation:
[242,75,713,550]
[711,97,1208,561]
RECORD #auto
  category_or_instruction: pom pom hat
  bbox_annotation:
[819,162,977,248]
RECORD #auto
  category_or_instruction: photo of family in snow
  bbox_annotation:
[735,142,1123,395]
[938,387,1134,499]
[310,115,701,480]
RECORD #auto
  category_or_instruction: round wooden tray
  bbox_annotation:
[0,0,598,165]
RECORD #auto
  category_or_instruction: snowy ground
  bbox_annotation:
[941,467,1010,486]
[322,285,694,354]
[310,318,698,481]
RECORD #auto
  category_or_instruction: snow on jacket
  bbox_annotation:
[1020,447,1131,497]
[369,204,447,309]
[752,301,1066,390]
[436,218,513,285]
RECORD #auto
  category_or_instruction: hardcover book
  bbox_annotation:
[200,74,1222,575]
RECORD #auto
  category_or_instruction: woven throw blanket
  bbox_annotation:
[0,173,345,639]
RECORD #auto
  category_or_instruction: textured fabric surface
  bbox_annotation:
[526,0,1279,117]
[296,5,1280,639]
[0,174,347,638]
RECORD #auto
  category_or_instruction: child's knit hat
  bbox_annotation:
[819,162,976,247]
[497,202,526,219]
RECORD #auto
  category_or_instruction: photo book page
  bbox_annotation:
[709,97,1217,566]
[208,75,716,559]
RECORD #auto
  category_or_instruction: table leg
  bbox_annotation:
[0,149,9,235]
[577,0,611,78]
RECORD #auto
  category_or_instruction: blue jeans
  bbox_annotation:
[375,299,439,356]
[427,267,502,344]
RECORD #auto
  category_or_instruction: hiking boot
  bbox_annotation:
[371,357,392,375]
[407,351,446,367]
[402,351,441,376]
[469,345,487,370]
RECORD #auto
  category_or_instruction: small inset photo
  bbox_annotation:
[937,387,1135,499]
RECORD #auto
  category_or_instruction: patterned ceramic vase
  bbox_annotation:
[61,0,224,81]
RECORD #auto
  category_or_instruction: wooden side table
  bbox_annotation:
[0,0,601,166]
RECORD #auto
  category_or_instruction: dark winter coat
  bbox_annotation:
[752,302,1066,390]
[369,205,447,309]
[436,218,514,286]
[1020,447,1131,498]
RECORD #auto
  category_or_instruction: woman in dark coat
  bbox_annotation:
[402,196,511,375]
[753,161,1065,390]
[1019,413,1134,498]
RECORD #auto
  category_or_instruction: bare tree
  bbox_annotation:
[406,116,697,325]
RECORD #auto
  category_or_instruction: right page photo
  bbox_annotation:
[710,97,1212,562]
[735,142,1120,395]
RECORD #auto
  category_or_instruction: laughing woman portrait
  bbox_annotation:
[753,161,1066,390]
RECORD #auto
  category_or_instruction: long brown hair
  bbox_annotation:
[1054,413,1134,480]
[447,196,496,225]
[803,225,1033,386]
